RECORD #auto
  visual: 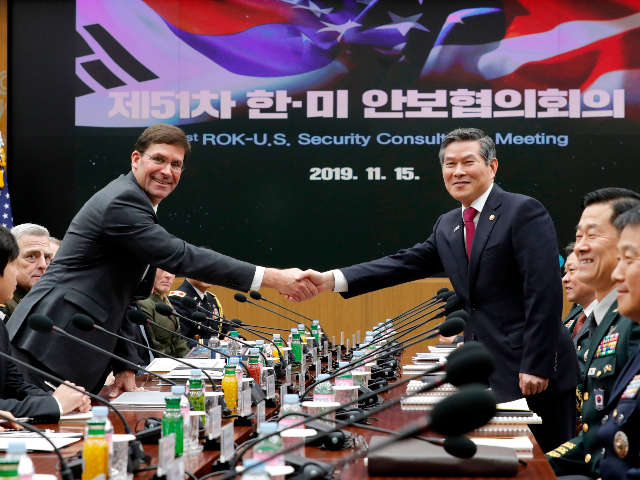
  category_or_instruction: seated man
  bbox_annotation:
[546,189,640,478]
[170,274,237,347]
[0,224,52,322]
[0,226,90,422]
[598,206,640,479]
[138,269,189,358]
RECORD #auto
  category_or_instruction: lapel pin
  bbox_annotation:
[454,225,460,232]
[613,309,619,313]
[489,215,495,221]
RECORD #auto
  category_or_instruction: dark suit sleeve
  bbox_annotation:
[112,311,142,373]
[0,324,59,421]
[339,215,445,299]
[102,190,256,291]
[512,198,563,378]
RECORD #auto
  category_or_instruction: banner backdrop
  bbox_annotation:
[74,0,640,270]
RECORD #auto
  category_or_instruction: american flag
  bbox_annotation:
[0,134,13,229]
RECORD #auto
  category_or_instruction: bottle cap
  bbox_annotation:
[365,336,374,342]
[366,331,373,336]
[338,361,350,368]
[229,357,239,365]
[191,369,202,376]
[6,443,26,455]
[298,324,305,329]
[353,350,363,356]
[317,374,331,381]
[249,348,259,354]
[91,406,109,417]
[273,334,281,339]
[291,328,298,333]
[242,458,262,472]
[171,385,186,395]
[256,340,265,344]
[259,422,279,434]
[283,394,300,404]
[312,320,319,325]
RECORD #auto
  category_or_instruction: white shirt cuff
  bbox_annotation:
[52,396,63,417]
[251,266,266,291]
[331,269,348,293]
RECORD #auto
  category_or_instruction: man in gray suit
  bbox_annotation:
[6,124,317,395]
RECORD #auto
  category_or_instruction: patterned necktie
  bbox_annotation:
[587,313,598,343]
[463,207,478,259]
[572,311,588,339]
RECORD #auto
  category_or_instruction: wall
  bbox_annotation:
[171,278,572,360]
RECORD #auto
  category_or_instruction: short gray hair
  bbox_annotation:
[48,236,61,246]
[565,242,576,256]
[11,223,50,242]
[439,128,496,166]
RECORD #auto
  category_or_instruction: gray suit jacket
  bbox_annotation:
[7,172,256,391]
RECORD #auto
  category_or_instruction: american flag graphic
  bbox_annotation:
[75,0,640,126]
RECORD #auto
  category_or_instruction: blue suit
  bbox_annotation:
[340,184,581,450]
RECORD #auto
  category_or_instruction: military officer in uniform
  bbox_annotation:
[169,276,237,348]
[547,189,640,478]
[138,269,189,358]
[596,204,640,479]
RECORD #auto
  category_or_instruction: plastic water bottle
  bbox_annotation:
[208,335,220,358]
[90,406,113,456]
[350,350,366,386]
[252,422,284,467]
[241,458,269,480]
[6,443,33,480]
[172,385,190,452]
[291,331,302,362]
[278,394,304,430]
[336,361,353,386]
[228,330,241,356]
[365,335,377,360]
[188,369,205,412]
[313,374,334,402]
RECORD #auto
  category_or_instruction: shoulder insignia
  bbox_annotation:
[169,291,186,297]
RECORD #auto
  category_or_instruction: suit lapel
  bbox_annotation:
[584,302,619,378]
[468,185,502,297]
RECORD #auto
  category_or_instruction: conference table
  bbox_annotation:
[25,356,558,480]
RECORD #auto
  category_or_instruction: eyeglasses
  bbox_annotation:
[141,153,185,173]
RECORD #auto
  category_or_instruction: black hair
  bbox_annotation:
[614,208,640,234]
[565,242,575,256]
[0,226,19,277]
[582,188,640,209]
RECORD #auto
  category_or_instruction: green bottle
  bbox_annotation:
[162,395,184,456]
[310,324,319,348]
[188,369,205,412]
[291,331,302,362]
[0,456,20,480]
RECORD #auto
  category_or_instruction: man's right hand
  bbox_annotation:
[52,382,91,414]
[0,411,21,431]
[282,270,335,302]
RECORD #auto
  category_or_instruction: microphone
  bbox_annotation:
[27,315,177,386]
[249,291,316,324]
[229,319,288,376]
[234,293,301,327]
[0,349,150,471]
[0,412,75,480]
[384,289,454,330]
[71,313,218,390]
[182,296,291,333]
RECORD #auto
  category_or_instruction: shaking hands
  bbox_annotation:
[263,268,335,303]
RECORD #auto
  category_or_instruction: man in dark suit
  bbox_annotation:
[546,191,640,478]
[6,124,318,395]
[299,128,580,451]
[0,226,90,422]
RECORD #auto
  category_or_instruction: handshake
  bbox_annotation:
[263,268,335,303]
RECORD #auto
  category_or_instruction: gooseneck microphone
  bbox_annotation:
[27,315,177,386]
[249,291,316,324]
[234,293,302,327]
[0,349,150,470]
[0,412,75,480]
[71,314,218,390]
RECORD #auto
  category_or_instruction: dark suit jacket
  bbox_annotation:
[340,184,580,402]
[7,172,256,392]
[0,323,59,422]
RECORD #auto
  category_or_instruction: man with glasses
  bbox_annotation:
[6,124,317,396]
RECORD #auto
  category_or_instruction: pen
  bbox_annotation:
[44,381,57,391]
[0,418,32,424]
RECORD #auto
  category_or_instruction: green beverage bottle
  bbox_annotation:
[297,324,307,344]
[311,324,319,349]
[255,340,266,366]
[252,423,284,467]
[188,369,205,412]
[291,330,302,362]
[162,395,183,456]
[336,361,353,386]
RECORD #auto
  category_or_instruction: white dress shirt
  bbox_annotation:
[593,289,618,325]
[332,183,496,293]
[583,299,598,319]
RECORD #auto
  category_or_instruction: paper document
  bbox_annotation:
[110,391,172,407]
[0,437,80,452]
[147,358,225,373]
[60,411,93,422]
[496,398,531,411]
